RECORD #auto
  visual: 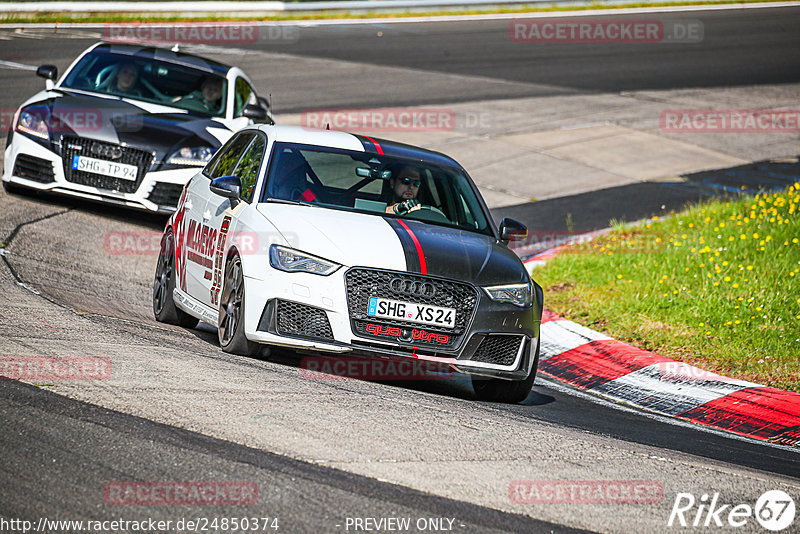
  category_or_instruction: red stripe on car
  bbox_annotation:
[396,219,427,275]
[363,136,384,155]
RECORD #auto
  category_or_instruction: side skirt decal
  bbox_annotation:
[173,287,219,325]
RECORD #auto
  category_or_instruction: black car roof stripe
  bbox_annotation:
[352,133,460,168]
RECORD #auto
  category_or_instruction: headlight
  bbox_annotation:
[16,109,49,140]
[168,146,215,166]
[269,245,340,276]
[482,281,533,307]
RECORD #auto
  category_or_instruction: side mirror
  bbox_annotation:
[257,96,270,110]
[37,65,58,90]
[210,175,241,206]
[242,104,268,121]
[499,217,527,243]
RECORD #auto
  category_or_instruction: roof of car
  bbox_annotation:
[263,126,463,169]
[91,42,232,75]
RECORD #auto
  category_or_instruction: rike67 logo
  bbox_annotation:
[668,490,795,531]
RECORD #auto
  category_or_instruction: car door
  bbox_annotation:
[201,131,266,308]
[183,131,256,306]
[174,171,213,300]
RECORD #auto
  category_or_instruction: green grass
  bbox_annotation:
[533,183,800,392]
[0,0,787,24]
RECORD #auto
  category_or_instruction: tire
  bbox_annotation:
[153,230,199,328]
[218,254,260,357]
[471,339,540,403]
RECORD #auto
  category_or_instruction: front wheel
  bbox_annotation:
[218,254,260,357]
[471,339,540,403]
[153,230,199,328]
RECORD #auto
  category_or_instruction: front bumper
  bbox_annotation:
[3,133,196,213]
[241,266,541,380]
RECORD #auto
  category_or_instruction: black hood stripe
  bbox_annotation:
[384,217,422,274]
[396,219,427,275]
[387,218,529,284]
[393,219,529,284]
[38,91,227,155]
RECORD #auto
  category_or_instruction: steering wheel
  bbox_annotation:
[94,65,118,91]
[139,77,168,101]
[405,204,450,224]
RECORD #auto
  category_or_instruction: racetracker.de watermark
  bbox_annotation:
[507,230,594,257]
[509,19,703,43]
[104,481,258,506]
[301,108,460,132]
[661,109,800,133]
[300,356,456,381]
[104,230,275,256]
[657,361,732,382]
[0,356,111,381]
[3,107,106,134]
[103,23,298,45]
[509,480,664,504]
[3,106,147,135]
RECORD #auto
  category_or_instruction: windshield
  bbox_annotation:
[262,142,492,236]
[61,49,228,117]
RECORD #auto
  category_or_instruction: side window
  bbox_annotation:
[233,77,258,118]
[208,133,255,179]
[459,195,477,228]
[233,135,267,202]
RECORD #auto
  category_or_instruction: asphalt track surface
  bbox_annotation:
[1,379,580,533]
[1,8,799,111]
[1,6,800,533]
[249,9,800,104]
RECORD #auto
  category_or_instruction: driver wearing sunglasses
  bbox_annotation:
[386,166,424,215]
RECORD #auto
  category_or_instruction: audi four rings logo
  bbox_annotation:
[90,144,123,160]
[390,278,436,298]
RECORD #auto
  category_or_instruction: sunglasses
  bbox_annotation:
[399,176,421,187]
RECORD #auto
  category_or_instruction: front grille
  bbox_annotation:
[345,268,478,348]
[471,335,523,366]
[13,154,55,183]
[147,182,184,208]
[276,300,334,341]
[61,135,153,194]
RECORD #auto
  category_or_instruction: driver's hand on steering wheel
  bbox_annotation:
[393,199,419,215]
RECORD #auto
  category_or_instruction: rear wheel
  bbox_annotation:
[471,339,540,403]
[153,230,198,328]
[218,254,260,357]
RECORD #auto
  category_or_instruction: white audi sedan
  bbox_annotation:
[153,125,543,403]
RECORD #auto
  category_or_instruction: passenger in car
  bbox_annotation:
[114,63,142,96]
[175,77,224,113]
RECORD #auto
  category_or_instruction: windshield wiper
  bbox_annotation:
[264,198,317,208]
